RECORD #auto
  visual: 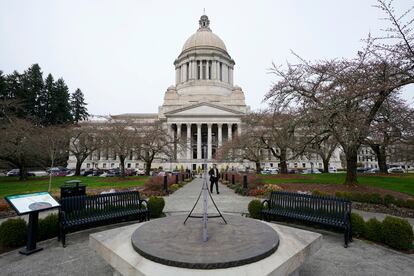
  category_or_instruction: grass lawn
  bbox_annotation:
[0,176,149,198]
[259,173,414,196]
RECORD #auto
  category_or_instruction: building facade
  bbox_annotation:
[68,15,343,172]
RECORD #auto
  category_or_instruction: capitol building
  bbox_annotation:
[68,15,343,172]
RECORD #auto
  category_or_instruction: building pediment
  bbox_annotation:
[165,102,244,117]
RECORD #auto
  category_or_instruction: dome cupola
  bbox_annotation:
[174,15,235,95]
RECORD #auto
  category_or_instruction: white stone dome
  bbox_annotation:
[182,30,227,52]
[181,15,227,52]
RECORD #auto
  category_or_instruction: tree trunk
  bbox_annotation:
[19,164,27,181]
[75,160,82,176]
[344,146,359,186]
[279,148,288,174]
[255,162,262,174]
[119,156,126,177]
[322,158,329,173]
[371,144,388,173]
[145,158,153,176]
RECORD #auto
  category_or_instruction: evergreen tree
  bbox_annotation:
[50,78,72,124]
[70,88,89,123]
[20,64,44,119]
[40,74,55,125]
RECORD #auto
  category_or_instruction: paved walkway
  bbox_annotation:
[164,177,253,215]
[0,178,413,275]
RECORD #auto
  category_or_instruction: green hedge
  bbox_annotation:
[38,213,59,241]
[351,214,413,251]
[248,200,263,219]
[0,213,61,248]
[365,218,383,243]
[351,213,366,237]
[0,218,27,247]
[382,216,414,250]
[333,191,414,210]
[147,196,165,218]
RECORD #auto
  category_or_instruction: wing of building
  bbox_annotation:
[67,15,344,172]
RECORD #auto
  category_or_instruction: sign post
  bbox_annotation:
[5,192,60,255]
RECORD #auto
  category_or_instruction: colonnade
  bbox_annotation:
[168,122,241,160]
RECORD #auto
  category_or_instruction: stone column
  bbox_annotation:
[176,124,181,159]
[197,123,202,159]
[175,68,179,84]
[211,60,216,80]
[227,124,232,141]
[187,123,191,160]
[167,123,173,141]
[207,123,212,159]
[217,123,223,147]
[177,124,181,140]
[237,123,241,136]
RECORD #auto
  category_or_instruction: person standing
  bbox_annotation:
[209,164,220,194]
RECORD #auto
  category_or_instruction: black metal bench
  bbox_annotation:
[59,191,149,247]
[261,191,352,247]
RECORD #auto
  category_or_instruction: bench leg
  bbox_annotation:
[344,228,349,248]
[61,231,66,247]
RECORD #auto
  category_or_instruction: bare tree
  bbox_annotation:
[102,119,140,177]
[38,126,69,191]
[306,134,339,173]
[0,118,40,180]
[68,124,102,176]
[365,96,414,173]
[136,121,175,176]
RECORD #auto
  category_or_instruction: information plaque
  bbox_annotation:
[5,192,60,255]
[6,192,60,215]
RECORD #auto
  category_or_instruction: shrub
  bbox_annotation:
[367,193,383,205]
[37,213,59,241]
[335,191,352,200]
[364,218,383,243]
[249,188,266,197]
[383,194,395,207]
[248,199,263,219]
[382,216,414,250]
[0,218,27,247]
[405,199,414,209]
[170,184,180,192]
[147,196,165,218]
[351,213,365,237]
[312,190,330,197]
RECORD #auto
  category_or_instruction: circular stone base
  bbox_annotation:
[131,214,279,269]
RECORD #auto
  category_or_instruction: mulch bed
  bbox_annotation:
[277,183,414,200]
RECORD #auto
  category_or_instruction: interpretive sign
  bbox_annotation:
[5,192,60,215]
[5,192,60,255]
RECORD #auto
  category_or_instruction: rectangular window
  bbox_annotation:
[127,163,131,168]
[302,163,306,168]
[111,163,115,168]
[135,163,139,168]
[103,163,106,168]
[86,163,90,169]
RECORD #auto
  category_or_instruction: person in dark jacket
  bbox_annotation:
[209,164,220,194]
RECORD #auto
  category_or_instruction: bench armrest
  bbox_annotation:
[139,199,149,209]
[262,199,270,209]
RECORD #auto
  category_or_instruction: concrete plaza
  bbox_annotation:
[0,179,413,275]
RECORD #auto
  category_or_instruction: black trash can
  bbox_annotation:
[60,180,86,210]
[60,180,86,198]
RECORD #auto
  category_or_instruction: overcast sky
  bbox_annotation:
[0,0,413,115]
